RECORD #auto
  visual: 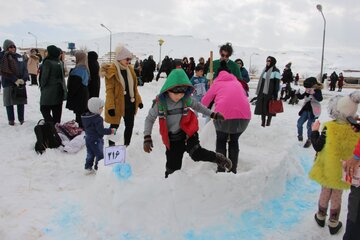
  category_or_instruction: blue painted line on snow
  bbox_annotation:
[184,151,320,240]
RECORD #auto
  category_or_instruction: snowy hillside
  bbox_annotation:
[58,32,360,78]
[0,76,355,239]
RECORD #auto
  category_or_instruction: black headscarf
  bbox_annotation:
[265,56,277,71]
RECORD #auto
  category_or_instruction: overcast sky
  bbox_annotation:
[1,0,359,51]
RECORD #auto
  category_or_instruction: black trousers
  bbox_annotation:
[109,107,135,146]
[343,186,360,240]
[165,132,216,177]
[30,74,38,85]
[40,104,63,123]
[216,131,242,173]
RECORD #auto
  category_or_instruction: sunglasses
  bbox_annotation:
[126,58,132,62]
[266,60,271,63]
[8,45,16,49]
[221,53,229,58]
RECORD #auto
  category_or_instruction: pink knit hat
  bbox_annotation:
[115,45,132,61]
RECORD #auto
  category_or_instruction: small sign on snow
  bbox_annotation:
[104,145,126,166]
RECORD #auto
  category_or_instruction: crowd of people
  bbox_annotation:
[0,39,359,238]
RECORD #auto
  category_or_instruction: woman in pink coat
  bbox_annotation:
[202,61,251,173]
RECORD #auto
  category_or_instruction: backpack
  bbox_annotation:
[55,120,83,140]
[34,120,63,154]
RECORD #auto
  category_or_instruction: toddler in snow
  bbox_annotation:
[143,69,232,178]
[81,97,116,174]
[296,77,323,148]
[309,91,360,235]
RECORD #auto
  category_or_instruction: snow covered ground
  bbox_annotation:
[0,76,354,240]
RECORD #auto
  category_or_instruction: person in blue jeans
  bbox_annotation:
[81,97,116,175]
[296,77,323,148]
[190,65,208,102]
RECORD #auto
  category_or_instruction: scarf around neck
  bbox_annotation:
[113,61,135,101]
[256,66,273,95]
[1,52,18,77]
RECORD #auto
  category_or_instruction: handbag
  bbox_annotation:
[268,99,283,114]
[12,84,27,100]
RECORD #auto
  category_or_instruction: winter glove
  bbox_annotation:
[108,109,115,117]
[211,112,225,120]
[15,79,25,86]
[111,128,117,135]
[138,103,143,109]
[143,135,153,153]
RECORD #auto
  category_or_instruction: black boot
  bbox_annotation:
[215,153,232,172]
[228,148,239,174]
[266,116,272,126]
[303,139,311,148]
[328,220,342,235]
[261,115,266,127]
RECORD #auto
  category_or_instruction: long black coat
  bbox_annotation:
[88,51,100,98]
[66,74,88,114]
[254,67,281,116]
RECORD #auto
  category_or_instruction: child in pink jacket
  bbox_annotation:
[202,61,251,173]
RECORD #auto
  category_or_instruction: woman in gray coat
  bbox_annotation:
[39,45,67,123]
[0,39,29,126]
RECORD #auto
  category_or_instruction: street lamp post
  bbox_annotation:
[100,24,112,62]
[28,32,38,48]
[158,39,165,66]
[249,53,259,74]
[316,4,326,82]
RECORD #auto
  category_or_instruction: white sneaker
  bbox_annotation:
[84,168,96,175]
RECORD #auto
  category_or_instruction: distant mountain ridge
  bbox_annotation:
[59,32,360,78]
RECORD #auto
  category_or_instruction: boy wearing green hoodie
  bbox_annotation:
[143,69,232,178]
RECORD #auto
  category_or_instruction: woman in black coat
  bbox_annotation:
[87,51,100,98]
[254,56,281,127]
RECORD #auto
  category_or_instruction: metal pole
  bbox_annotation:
[100,24,112,62]
[159,44,162,65]
[28,32,38,48]
[317,4,326,81]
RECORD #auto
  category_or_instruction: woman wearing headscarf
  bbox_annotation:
[0,39,29,125]
[39,45,67,124]
[87,51,100,98]
[254,56,281,127]
[66,50,89,128]
[101,44,143,146]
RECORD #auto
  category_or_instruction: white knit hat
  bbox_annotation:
[115,44,132,61]
[328,91,360,121]
[88,97,104,114]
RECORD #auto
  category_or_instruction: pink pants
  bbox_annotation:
[318,186,343,221]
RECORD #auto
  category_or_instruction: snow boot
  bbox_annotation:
[297,135,303,142]
[303,139,312,148]
[266,116,272,126]
[228,148,239,174]
[84,168,96,175]
[314,213,326,227]
[215,153,232,172]
[261,115,266,127]
[328,220,342,235]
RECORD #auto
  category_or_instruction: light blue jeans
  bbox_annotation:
[297,111,315,139]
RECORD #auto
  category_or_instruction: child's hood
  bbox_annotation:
[159,69,194,95]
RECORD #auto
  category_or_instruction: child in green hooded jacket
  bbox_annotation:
[143,69,232,178]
